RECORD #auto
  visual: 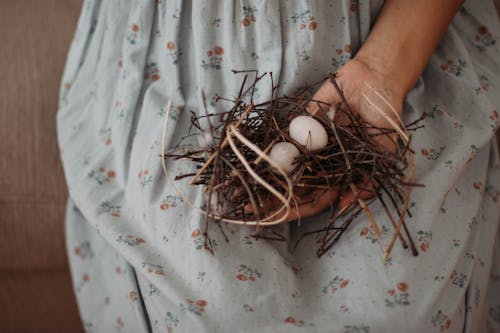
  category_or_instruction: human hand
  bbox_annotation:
[265,57,406,223]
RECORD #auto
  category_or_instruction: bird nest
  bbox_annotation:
[161,71,423,259]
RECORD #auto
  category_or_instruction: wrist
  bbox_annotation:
[353,44,414,101]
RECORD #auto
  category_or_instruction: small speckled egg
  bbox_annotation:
[289,115,328,150]
[269,142,300,173]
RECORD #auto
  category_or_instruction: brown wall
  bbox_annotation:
[0,1,83,332]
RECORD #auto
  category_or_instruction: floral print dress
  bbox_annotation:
[57,1,500,332]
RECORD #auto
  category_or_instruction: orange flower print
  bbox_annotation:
[321,275,350,294]
[236,273,247,281]
[166,41,182,64]
[160,195,182,210]
[431,310,452,331]
[165,311,179,332]
[397,282,408,292]
[291,9,317,30]
[416,230,432,252]
[129,291,138,301]
[74,240,94,259]
[440,59,466,76]
[144,62,160,81]
[127,24,139,44]
[485,185,500,203]
[180,298,207,316]
[385,282,410,307]
[191,228,218,252]
[142,262,166,276]
[332,47,350,70]
[214,46,224,55]
[241,6,258,27]
[284,316,315,327]
[138,169,153,187]
[236,264,263,282]
[196,299,207,307]
[423,104,445,119]
[116,235,146,246]
[473,181,482,190]
[88,167,116,185]
[473,25,496,51]
[83,273,90,282]
[421,146,446,160]
[100,201,121,218]
[202,46,224,70]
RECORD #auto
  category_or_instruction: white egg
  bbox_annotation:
[289,115,328,150]
[269,142,300,173]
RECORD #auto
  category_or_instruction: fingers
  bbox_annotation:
[272,187,339,223]
[305,79,341,116]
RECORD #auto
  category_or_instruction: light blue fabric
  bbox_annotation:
[57,1,500,332]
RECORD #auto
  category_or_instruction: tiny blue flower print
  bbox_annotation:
[201,46,224,70]
[243,304,254,312]
[73,240,94,259]
[321,275,350,294]
[236,264,263,282]
[98,127,112,146]
[100,200,121,217]
[144,62,160,81]
[116,235,146,246]
[416,230,432,252]
[485,185,500,203]
[474,25,496,51]
[142,262,166,276]
[385,282,410,307]
[138,169,153,187]
[241,5,258,27]
[421,146,446,160]
[450,270,467,288]
[431,309,452,331]
[158,103,182,120]
[440,59,466,76]
[191,229,218,252]
[474,74,489,94]
[160,194,183,210]
[212,18,221,27]
[331,46,351,70]
[149,283,160,296]
[166,41,183,65]
[165,311,179,333]
[343,325,370,333]
[291,9,317,30]
[423,104,445,119]
[180,298,207,316]
[88,167,116,185]
[126,24,139,45]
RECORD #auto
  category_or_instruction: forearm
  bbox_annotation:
[355,0,464,98]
